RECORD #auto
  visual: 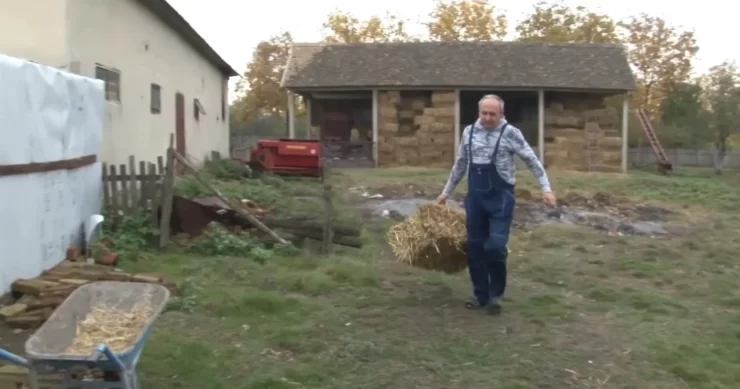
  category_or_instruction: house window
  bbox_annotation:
[221,79,226,120]
[150,84,161,114]
[94,65,121,102]
[193,98,206,121]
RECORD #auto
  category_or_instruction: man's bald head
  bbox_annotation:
[478,94,505,128]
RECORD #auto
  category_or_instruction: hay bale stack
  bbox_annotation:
[544,98,623,173]
[376,90,456,167]
[387,204,468,274]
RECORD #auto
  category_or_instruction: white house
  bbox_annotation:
[0,0,238,166]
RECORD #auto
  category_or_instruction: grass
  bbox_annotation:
[113,166,740,389]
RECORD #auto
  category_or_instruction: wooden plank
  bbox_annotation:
[119,164,129,212]
[159,134,176,248]
[128,155,138,210]
[138,160,148,207]
[0,154,96,176]
[148,163,158,226]
[109,164,119,212]
[173,150,288,245]
[102,163,110,208]
[321,148,334,254]
[157,156,164,175]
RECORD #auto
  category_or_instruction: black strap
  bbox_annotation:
[467,123,509,165]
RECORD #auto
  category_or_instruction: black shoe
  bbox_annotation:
[488,297,502,315]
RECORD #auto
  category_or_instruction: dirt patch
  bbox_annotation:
[360,190,681,237]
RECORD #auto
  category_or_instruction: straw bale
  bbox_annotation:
[583,122,601,132]
[388,204,468,273]
[434,107,455,119]
[430,123,451,134]
[549,102,565,112]
[600,136,622,148]
[379,109,397,121]
[395,136,418,147]
[411,99,427,111]
[545,114,584,128]
[415,115,433,126]
[547,128,582,138]
[383,91,401,103]
[398,110,416,120]
[432,91,456,104]
[583,107,618,127]
[381,123,399,133]
[602,151,622,163]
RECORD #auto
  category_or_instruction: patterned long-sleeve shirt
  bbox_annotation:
[442,119,552,196]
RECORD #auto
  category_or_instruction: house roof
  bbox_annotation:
[137,0,238,77]
[282,41,636,91]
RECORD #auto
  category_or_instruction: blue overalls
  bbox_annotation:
[465,123,515,306]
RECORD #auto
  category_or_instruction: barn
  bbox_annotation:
[281,41,636,172]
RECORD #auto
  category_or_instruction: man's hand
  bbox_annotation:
[436,193,448,205]
[543,191,557,208]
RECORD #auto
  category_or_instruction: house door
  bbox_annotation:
[175,93,186,174]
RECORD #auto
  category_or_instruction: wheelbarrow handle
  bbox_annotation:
[90,344,125,371]
[0,348,29,367]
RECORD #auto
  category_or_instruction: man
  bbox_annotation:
[437,94,556,315]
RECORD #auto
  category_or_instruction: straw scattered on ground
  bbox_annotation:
[387,204,468,273]
[63,303,154,355]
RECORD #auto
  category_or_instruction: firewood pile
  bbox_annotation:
[0,259,178,331]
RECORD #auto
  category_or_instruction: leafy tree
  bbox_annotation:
[659,82,710,147]
[516,1,620,43]
[426,0,507,41]
[232,32,294,122]
[620,14,699,117]
[322,10,414,43]
[701,61,740,174]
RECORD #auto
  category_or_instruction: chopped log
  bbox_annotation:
[11,279,59,296]
[0,304,28,318]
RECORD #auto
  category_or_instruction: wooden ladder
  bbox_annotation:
[636,108,673,174]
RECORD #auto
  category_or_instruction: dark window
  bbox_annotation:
[150,84,161,114]
[194,98,206,121]
[94,65,121,102]
[221,79,226,119]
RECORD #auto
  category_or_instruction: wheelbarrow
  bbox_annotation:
[0,281,170,389]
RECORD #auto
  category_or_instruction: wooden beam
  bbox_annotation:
[454,89,461,158]
[372,89,379,167]
[537,90,545,162]
[287,91,296,139]
[622,94,629,173]
[0,154,96,176]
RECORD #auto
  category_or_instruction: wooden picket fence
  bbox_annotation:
[102,155,169,216]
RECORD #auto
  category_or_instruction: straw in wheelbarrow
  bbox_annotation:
[63,302,155,355]
[387,204,468,273]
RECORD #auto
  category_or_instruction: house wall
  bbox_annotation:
[0,0,68,67]
[65,0,229,166]
[377,90,456,167]
[543,92,622,173]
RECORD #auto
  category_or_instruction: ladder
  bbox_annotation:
[636,108,673,174]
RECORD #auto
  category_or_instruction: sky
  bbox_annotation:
[170,0,737,101]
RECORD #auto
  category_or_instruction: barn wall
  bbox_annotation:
[377,90,456,167]
[544,92,622,173]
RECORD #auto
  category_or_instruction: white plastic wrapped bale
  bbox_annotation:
[0,53,105,293]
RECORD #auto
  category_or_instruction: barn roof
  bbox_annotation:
[281,41,635,91]
[138,0,238,77]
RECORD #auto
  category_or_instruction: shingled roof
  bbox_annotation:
[282,41,635,91]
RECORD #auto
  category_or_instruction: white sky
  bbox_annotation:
[170,0,737,101]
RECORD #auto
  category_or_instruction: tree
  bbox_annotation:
[659,82,710,147]
[232,32,293,122]
[425,0,507,41]
[516,1,620,44]
[322,10,414,43]
[621,14,699,117]
[701,61,740,174]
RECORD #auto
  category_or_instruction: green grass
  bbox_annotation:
[110,167,740,389]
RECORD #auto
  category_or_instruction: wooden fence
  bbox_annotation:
[102,155,167,215]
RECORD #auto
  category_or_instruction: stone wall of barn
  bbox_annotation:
[377,90,456,167]
[544,93,623,173]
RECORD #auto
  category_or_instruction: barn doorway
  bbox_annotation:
[459,91,540,148]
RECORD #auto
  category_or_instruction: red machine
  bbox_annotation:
[248,138,322,177]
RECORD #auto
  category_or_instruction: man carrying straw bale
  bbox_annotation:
[437,94,557,315]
